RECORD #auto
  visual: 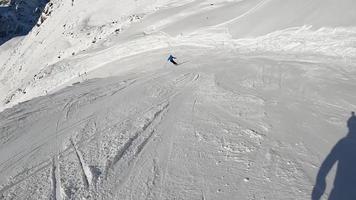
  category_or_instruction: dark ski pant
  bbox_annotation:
[170,60,178,65]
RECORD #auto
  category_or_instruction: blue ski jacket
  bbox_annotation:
[168,55,176,62]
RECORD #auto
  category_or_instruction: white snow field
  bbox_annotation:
[1,0,356,199]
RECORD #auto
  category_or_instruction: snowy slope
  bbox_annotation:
[227,0,356,38]
[0,0,356,199]
[1,0,356,111]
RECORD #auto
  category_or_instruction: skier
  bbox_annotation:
[168,54,178,65]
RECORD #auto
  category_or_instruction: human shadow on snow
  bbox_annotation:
[0,0,49,46]
[312,112,356,200]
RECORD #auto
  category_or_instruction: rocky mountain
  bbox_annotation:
[0,0,49,45]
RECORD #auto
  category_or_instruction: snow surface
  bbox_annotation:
[0,0,356,199]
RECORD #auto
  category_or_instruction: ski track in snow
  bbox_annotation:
[0,0,356,199]
[1,55,354,199]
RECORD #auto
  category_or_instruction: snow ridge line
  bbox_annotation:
[193,74,200,81]
[51,157,57,200]
[135,130,155,157]
[215,0,271,27]
[70,138,91,189]
[109,79,137,97]
[51,156,63,200]
[63,99,75,120]
[104,130,141,179]
[104,102,169,180]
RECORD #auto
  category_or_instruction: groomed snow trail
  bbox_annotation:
[1,46,355,199]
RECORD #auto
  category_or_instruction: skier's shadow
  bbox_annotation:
[312,112,356,200]
[0,0,49,46]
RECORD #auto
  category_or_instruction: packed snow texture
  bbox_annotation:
[0,0,356,199]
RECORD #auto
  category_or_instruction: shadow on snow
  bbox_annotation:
[312,112,356,200]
